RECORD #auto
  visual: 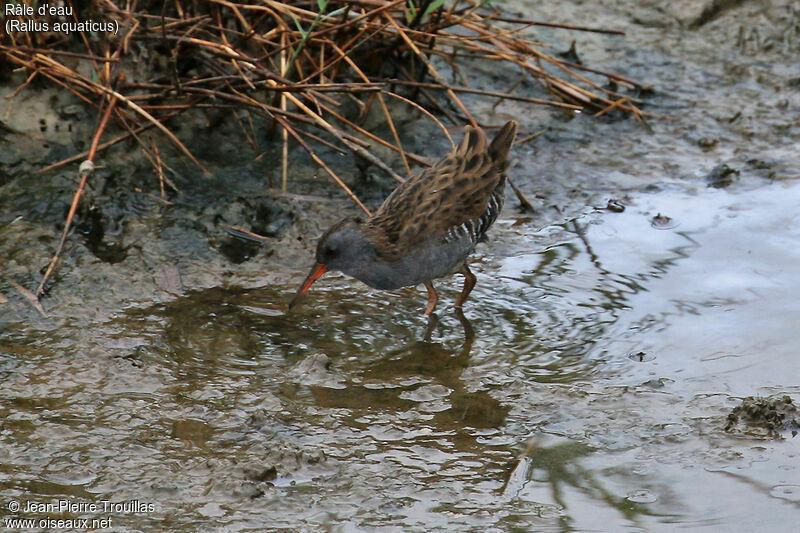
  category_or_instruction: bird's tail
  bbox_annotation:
[488,120,517,164]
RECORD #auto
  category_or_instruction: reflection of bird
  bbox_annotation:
[290,121,517,315]
[309,309,508,431]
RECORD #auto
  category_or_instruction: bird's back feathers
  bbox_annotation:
[366,121,517,261]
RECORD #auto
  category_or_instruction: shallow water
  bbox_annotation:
[3,178,800,531]
[2,0,800,531]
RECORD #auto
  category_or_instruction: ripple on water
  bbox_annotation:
[4,179,800,530]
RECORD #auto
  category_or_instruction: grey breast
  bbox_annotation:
[352,232,475,290]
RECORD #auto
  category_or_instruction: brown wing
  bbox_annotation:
[367,124,513,260]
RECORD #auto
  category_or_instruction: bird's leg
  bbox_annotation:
[423,281,438,316]
[454,264,477,309]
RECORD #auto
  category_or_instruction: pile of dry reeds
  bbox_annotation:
[1,0,650,299]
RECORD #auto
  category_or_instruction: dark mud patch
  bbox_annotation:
[726,395,800,438]
[706,163,740,189]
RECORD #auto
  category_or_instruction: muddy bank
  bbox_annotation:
[2,1,798,323]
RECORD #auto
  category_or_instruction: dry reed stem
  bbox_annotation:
[5,278,48,317]
[388,79,582,110]
[381,91,455,150]
[326,40,410,177]
[36,108,187,174]
[36,96,118,297]
[514,129,547,146]
[384,13,476,127]
[321,104,429,167]
[275,114,370,216]
[280,31,289,191]
[6,1,651,191]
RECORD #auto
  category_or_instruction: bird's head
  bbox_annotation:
[289,216,372,309]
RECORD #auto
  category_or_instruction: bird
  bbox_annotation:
[289,120,517,315]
